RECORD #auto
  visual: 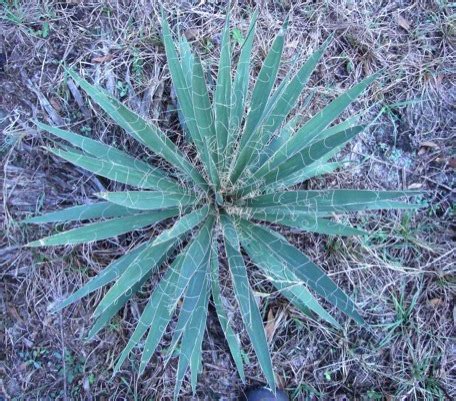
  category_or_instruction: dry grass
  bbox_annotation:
[1,0,455,400]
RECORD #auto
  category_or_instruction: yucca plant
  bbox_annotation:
[25,9,422,398]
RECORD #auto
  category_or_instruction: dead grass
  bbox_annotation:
[1,0,455,400]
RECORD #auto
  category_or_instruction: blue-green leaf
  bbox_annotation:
[238,220,364,324]
[66,69,208,192]
[209,237,245,381]
[230,19,289,184]
[214,12,232,170]
[220,214,276,392]
[23,202,137,224]
[96,191,198,210]
[227,11,258,161]
[26,209,179,247]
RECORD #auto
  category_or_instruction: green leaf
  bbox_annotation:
[267,162,344,192]
[96,191,198,210]
[161,14,214,188]
[167,254,210,357]
[66,68,208,192]
[252,73,379,177]
[23,202,137,224]
[239,220,364,324]
[214,12,232,170]
[116,216,215,373]
[239,17,289,144]
[296,75,379,146]
[251,93,359,180]
[48,146,186,194]
[36,122,155,174]
[26,208,179,247]
[310,114,361,144]
[210,239,245,382]
[269,276,340,328]
[92,237,178,320]
[179,36,195,92]
[153,205,210,246]
[253,114,300,171]
[246,209,367,236]
[226,11,258,166]
[177,36,195,141]
[238,224,341,328]
[191,55,220,188]
[238,201,423,220]
[240,36,333,178]
[52,240,152,312]
[172,252,211,398]
[241,189,422,211]
[264,117,362,191]
[88,236,183,339]
[236,126,363,197]
[115,251,185,372]
[87,273,147,339]
[220,214,276,392]
[230,18,289,184]
[178,283,210,397]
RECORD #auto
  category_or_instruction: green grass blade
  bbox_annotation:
[23,202,137,224]
[252,73,379,178]
[48,146,185,193]
[220,214,276,392]
[210,239,245,382]
[238,220,365,324]
[26,209,179,247]
[247,209,367,236]
[52,240,152,312]
[230,19,289,184]
[92,238,178,320]
[66,69,208,192]
[96,191,198,210]
[214,12,232,169]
